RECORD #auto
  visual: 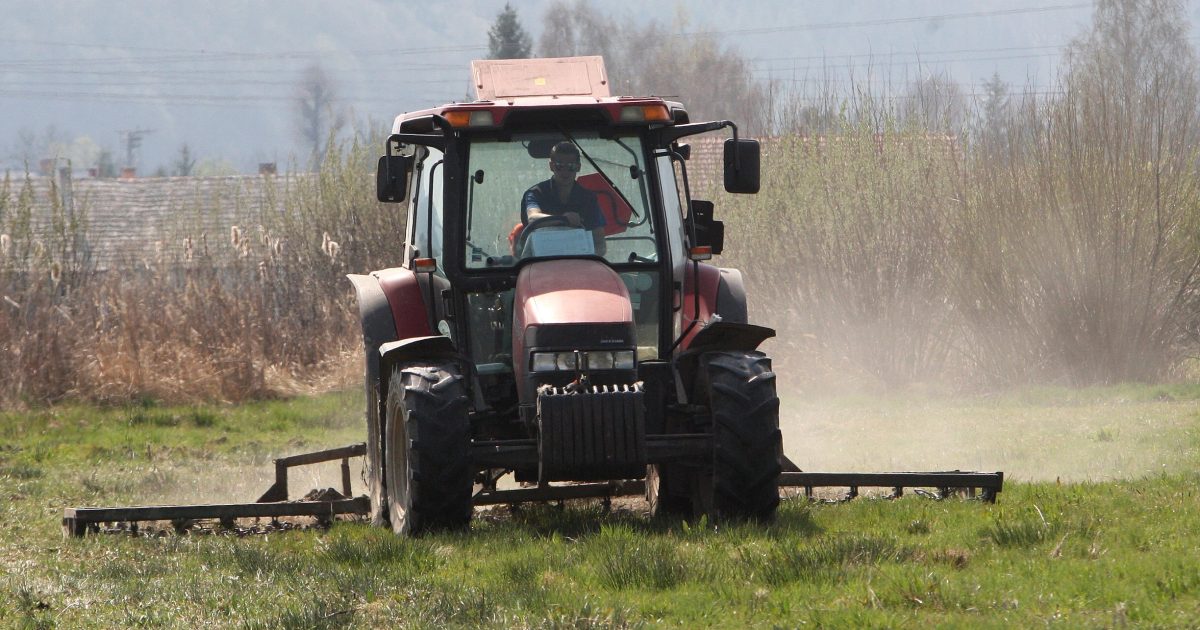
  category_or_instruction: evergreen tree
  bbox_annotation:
[488,3,532,59]
[294,63,345,164]
[975,72,1011,151]
[172,144,197,177]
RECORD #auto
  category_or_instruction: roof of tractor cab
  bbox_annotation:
[391,56,688,133]
[391,96,689,134]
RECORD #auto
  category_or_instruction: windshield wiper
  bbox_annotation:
[557,127,642,222]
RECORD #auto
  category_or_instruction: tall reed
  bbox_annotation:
[0,139,404,406]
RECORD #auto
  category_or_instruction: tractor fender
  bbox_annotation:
[373,267,436,341]
[348,274,398,379]
[347,269,437,390]
[680,264,751,349]
[347,270,437,455]
[671,322,777,405]
[715,268,749,324]
[347,273,399,434]
[378,335,459,372]
[378,336,476,423]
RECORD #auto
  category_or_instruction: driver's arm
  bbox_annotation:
[521,187,543,223]
[529,206,582,227]
[523,186,581,226]
[591,227,607,255]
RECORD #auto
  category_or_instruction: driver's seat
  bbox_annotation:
[575,173,633,236]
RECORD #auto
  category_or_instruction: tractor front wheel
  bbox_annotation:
[696,350,782,522]
[383,363,473,535]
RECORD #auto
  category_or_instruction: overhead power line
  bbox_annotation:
[689,3,1092,36]
[0,4,1104,112]
[0,4,1090,67]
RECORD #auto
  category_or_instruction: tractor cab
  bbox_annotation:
[374,57,759,395]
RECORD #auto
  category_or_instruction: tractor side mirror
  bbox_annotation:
[689,199,724,256]
[376,155,414,203]
[723,138,760,194]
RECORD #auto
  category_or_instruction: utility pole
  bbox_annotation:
[118,128,155,170]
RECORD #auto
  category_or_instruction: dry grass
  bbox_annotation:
[0,140,399,407]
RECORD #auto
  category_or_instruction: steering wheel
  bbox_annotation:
[513,214,574,258]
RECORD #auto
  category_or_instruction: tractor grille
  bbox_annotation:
[537,383,647,482]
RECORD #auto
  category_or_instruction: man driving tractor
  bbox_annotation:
[519,141,608,255]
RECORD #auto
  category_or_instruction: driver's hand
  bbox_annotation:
[564,212,582,227]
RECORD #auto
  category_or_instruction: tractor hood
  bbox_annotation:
[512,259,637,404]
[515,259,632,326]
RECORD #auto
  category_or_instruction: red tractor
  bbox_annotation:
[59,58,1003,539]
[351,57,779,534]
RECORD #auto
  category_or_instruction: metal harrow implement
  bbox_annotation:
[62,444,1002,537]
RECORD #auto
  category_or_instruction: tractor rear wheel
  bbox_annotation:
[383,363,473,535]
[696,350,781,521]
[645,463,693,519]
[366,382,387,527]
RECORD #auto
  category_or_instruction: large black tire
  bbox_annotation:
[645,463,693,519]
[366,381,387,527]
[383,363,473,535]
[696,351,781,521]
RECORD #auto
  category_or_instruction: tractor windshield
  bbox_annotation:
[463,130,657,269]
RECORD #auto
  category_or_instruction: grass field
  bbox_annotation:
[2,386,1200,628]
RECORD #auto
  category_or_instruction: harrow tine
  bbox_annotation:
[778,471,1003,503]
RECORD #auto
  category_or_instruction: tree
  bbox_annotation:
[537,2,774,135]
[1064,0,1197,140]
[962,0,1200,384]
[488,3,532,60]
[972,72,1012,154]
[539,1,613,61]
[294,63,346,164]
[900,72,967,133]
[8,125,66,170]
[172,144,197,177]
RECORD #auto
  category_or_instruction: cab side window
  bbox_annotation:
[410,147,445,270]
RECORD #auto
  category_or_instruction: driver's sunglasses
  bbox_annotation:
[551,161,581,172]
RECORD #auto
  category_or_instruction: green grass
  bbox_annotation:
[2,387,1200,627]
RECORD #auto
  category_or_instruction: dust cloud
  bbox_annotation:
[140,449,368,507]
[778,388,1199,483]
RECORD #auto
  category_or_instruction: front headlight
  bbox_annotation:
[531,350,636,373]
[531,352,559,372]
[611,350,635,370]
[586,352,615,370]
[555,352,578,370]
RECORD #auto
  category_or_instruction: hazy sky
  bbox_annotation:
[3,1,1189,173]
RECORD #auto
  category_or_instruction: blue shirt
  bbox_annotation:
[521,179,606,230]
